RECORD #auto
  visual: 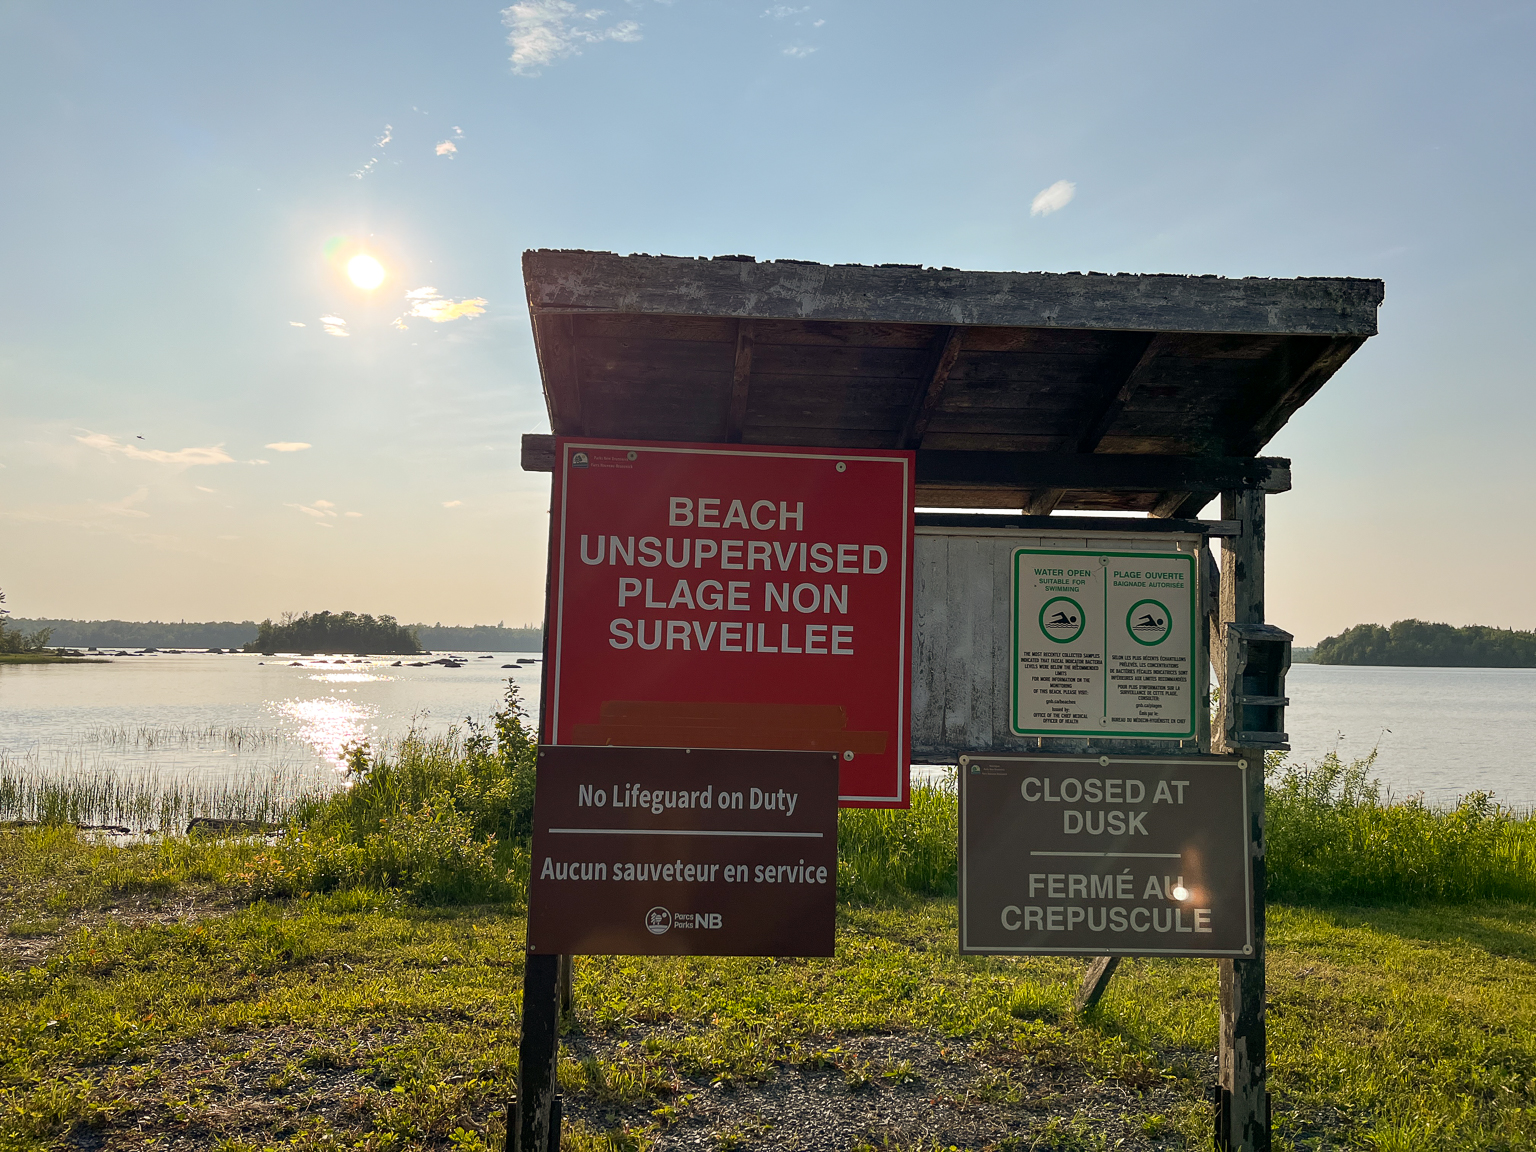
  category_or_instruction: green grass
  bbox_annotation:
[2,822,1536,1149]
[3,686,1536,1146]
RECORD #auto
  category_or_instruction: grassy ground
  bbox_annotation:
[4,693,1535,1150]
[3,827,1536,1150]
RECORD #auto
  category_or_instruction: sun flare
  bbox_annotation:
[347,254,385,290]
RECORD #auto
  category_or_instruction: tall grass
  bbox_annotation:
[1266,749,1536,904]
[838,773,959,903]
[0,764,325,832]
[11,680,1536,909]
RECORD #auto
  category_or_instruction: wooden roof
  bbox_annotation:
[521,250,1382,514]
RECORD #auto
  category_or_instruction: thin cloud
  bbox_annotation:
[266,442,312,452]
[763,4,809,15]
[1031,180,1076,217]
[352,124,393,178]
[442,500,463,508]
[286,501,338,520]
[398,287,488,325]
[320,316,349,337]
[289,321,306,327]
[76,432,234,467]
[195,485,217,493]
[345,511,363,518]
[503,1,642,76]
[100,487,150,518]
[783,44,817,57]
[436,140,458,156]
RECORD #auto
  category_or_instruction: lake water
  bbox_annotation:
[1,655,1532,808]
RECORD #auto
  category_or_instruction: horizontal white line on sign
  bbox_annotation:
[1028,851,1182,859]
[548,827,824,839]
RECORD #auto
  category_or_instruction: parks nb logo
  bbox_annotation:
[644,907,721,935]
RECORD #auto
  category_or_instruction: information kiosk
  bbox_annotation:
[516,250,1383,1152]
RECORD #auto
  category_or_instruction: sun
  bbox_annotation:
[347,254,385,290]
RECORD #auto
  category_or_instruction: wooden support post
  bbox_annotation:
[1215,489,1269,1152]
[1074,955,1120,1013]
[557,954,574,1017]
[513,953,562,1152]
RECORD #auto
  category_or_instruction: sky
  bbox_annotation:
[1,1,1533,644]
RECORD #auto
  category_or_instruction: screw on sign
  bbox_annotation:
[544,438,915,807]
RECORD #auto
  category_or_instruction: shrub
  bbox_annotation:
[272,683,538,903]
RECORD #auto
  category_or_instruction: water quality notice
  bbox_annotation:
[1011,549,1196,739]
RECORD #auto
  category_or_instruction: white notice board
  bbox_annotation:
[1011,549,1196,739]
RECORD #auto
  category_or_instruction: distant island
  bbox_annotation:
[1314,619,1536,667]
[245,611,423,654]
[9,617,543,652]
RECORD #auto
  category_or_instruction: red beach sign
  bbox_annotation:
[542,438,915,807]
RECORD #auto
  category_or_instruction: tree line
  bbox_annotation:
[6,616,542,652]
[1314,619,1536,667]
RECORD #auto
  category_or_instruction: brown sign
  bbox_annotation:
[527,745,839,956]
[959,753,1252,957]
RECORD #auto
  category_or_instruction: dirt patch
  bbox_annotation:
[562,1027,1209,1149]
[0,888,242,965]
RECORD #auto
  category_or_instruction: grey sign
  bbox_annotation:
[959,753,1252,957]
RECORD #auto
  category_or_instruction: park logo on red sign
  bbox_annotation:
[544,439,915,807]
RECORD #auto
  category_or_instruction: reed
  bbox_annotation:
[0,761,325,832]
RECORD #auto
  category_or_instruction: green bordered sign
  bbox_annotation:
[1011,549,1196,739]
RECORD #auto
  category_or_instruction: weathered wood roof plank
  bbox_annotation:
[526,250,1383,336]
[521,251,1381,508]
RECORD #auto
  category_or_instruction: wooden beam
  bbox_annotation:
[916,513,1241,537]
[1216,489,1270,1152]
[1075,333,1161,453]
[915,452,1291,495]
[1234,336,1366,455]
[1023,488,1066,515]
[523,437,1291,495]
[1150,491,1190,518]
[522,434,557,472]
[523,250,1384,336]
[531,312,583,436]
[726,320,754,443]
[1074,955,1121,1013]
[898,326,964,448]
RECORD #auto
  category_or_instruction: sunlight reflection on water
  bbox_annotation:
[307,673,388,684]
[270,697,378,770]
